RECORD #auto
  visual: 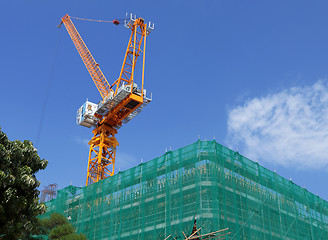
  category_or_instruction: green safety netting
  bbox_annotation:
[40,140,328,239]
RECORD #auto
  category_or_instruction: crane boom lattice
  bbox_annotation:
[61,14,111,100]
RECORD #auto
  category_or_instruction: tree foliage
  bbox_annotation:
[0,127,48,239]
[39,213,87,240]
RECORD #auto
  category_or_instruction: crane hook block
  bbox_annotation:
[113,20,120,25]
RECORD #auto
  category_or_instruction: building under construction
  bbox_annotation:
[41,140,328,239]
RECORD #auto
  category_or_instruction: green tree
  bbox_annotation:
[0,127,48,239]
[39,213,87,240]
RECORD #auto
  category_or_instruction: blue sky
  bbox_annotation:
[1,0,328,201]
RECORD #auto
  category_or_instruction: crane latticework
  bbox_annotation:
[61,14,111,100]
[111,17,148,96]
[41,140,328,240]
[86,124,119,185]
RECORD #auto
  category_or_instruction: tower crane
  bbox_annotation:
[59,14,154,186]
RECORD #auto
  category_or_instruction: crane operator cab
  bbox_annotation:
[76,83,152,128]
[76,100,98,128]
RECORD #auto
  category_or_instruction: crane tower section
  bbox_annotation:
[60,14,154,185]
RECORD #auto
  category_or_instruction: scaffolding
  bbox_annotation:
[41,140,328,239]
[40,183,58,203]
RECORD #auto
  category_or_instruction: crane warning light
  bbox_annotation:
[113,20,120,25]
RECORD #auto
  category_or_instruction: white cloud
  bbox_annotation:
[227,80,328,170]
[115,152,138,172]
[72,136,89,148]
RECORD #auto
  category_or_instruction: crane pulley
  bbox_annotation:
[59,13,154,185]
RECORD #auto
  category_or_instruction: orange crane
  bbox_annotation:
[59,14,154,185]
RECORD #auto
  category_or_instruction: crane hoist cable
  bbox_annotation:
[57,15,124,29]
[36,29,62,148]
[70,16,124,25]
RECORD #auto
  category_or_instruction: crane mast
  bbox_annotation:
[60,14,153,185]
